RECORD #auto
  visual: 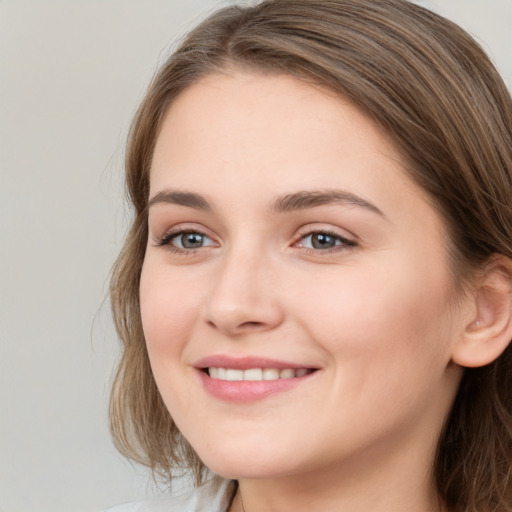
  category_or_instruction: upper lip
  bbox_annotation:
[194,355,317,371]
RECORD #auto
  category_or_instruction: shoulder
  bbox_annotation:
[103,477,236,512]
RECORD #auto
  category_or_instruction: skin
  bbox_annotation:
[140,70,474,512]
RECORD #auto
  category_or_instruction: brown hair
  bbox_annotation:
[109,0,512,509]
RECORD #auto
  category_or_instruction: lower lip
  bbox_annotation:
[198,370,316,403]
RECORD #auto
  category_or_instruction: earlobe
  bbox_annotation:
[451,256,512,368]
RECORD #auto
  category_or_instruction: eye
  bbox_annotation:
[157,230,217,250]
[297,231,355,250]
[171,231,216,249]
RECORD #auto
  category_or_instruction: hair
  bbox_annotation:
[109,0,512,509]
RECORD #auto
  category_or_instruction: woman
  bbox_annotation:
[106,0,512,511]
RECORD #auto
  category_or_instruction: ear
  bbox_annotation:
[451,256,512,368]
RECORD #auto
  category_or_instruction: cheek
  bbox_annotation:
[287,259,458,443]
[139,261,208,419]
[293,256,455,377]
[139,262,201,361]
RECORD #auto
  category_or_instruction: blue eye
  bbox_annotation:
[170,231,215,249]
[156,230,217,251]
[299,232,354,250]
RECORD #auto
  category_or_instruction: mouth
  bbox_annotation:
[204,367,315,381]
[195,356,319,402]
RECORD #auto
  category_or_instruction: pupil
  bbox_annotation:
[312,233,335,249]
[182,233,203,248]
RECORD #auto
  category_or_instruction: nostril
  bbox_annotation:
[206,319,265,332]
[239,321,264,328]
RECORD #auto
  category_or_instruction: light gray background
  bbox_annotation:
[1,1,511,511]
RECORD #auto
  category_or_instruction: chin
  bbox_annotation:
[192,437,312,481]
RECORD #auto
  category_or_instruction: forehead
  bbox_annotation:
[151,70,410,193]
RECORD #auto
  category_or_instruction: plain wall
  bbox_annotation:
[0,1,510,511]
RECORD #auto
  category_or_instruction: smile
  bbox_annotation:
[195,357,319,402]
[207,367,313,381]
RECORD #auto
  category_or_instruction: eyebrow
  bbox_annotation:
[271,189,386,218]
[148,188,385,218]
[148,190,211,210]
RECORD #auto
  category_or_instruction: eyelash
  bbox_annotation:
[154,228,215,254]
[154,228,357,255]
[295,230,357,254]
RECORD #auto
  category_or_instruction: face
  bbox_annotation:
[140,71,466,481]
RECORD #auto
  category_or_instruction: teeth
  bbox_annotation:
[244,368,263,381]
[226,369,244,381]
[263,368,280,380]
[207,367,311,381]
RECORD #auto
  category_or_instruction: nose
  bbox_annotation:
[203,248,285,336]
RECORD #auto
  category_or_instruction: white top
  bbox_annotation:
[103,478,236,512]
